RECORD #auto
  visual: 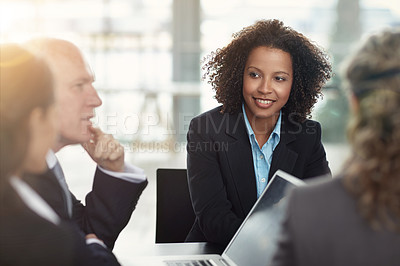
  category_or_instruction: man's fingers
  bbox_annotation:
[93,134,113,158]
[88,125,104,139]
[82,140,95,154]
[82,128,125,172]
[85,234,98,240]
[91,135,123,161]
[108,143,124,161]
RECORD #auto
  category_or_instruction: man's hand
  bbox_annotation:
[85,233,103,242]
[82,126,124,172]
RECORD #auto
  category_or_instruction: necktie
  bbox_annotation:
[52,160,73,218]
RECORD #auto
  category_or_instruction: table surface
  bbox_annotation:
[129,242,225,266]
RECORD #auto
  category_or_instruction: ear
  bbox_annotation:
[27,107,48,138]
[349,93,360,113]
[28,107,45,130]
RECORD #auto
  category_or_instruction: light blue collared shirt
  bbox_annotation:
[242,104,282,198]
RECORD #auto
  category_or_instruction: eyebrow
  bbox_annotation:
[247,66,291,76]
[71,76,93,84]
[274,71,291,76]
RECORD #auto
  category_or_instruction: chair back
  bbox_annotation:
[156,168,195,243]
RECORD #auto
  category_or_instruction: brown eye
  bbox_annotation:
[249,72,260,78]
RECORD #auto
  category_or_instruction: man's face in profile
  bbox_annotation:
[51,45,102,146]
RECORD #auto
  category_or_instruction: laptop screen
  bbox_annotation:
[223,170,304,266]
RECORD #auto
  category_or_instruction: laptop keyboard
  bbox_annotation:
[164,259,214,266]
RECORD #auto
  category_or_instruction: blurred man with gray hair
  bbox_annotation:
[24,38,148,250]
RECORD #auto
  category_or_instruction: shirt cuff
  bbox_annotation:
[98,162,147,183]
[86,238,107,249]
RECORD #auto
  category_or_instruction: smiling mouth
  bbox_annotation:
[254,98,275,104]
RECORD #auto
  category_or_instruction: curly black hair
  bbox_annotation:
[202,19,332,122]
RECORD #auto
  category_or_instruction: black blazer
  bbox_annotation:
[271,176,400,266]
[0,180,120,266]
[23,166,148,250]
[186,106,331,246]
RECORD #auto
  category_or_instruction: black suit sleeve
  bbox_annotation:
[65,220,122,266]
[0,218,121,266]
[303,122,331,178]
[83,241,121,266]
[72,168,148,250]
[186,117,243,246]
[0,187,121,266]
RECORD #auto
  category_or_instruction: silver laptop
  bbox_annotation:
[133,170,305,266]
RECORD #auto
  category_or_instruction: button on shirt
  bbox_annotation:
[242,104,282,198]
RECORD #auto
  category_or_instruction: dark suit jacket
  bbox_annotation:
[186,106,331,246]
[23,166,148,250]
[0,180,120,266]
[271,176,400,266]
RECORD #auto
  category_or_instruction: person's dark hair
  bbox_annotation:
[0,44,54,180]
[342,29,400,231]
[202,19,332,121]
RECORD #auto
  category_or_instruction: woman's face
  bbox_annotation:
[23,104,58,173]
[242,46,293,126]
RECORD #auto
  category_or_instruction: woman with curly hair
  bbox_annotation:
[186,19,332,246]
[271,29,400,266]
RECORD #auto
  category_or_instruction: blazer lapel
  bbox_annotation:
[22,169,70,220]
[224,112,258,215]
[269,114,298,180]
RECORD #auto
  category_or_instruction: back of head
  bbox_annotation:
[342,28,400,231]
[0,44,54,180]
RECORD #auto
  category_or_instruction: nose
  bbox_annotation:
[87,85,102,107]
[257,78,273,94]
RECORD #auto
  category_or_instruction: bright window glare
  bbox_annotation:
[363,0,400,16]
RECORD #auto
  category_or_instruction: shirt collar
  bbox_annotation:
[242,103,282,140]
[46,150,57,169]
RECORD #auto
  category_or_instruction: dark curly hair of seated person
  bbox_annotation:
[202,19,332,122]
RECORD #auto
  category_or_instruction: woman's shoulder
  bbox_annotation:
[192,105,223,121]
[295,175,343,194]
[190,105,243,126]
[189,105,246,137]
[288,175,348,210]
